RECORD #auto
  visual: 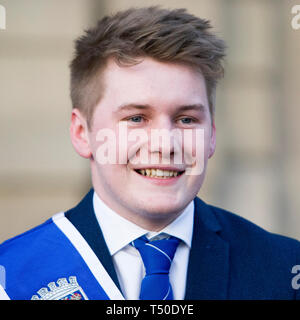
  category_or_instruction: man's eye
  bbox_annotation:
[128,116,144,123]
[179,117,194,124]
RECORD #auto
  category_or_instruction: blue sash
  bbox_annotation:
[0,212,124,300]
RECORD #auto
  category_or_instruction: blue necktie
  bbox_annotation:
[131,235,180,300]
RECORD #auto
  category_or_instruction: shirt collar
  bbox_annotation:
[93,191,194,256]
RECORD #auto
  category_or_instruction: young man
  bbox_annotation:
[1,7,300,300]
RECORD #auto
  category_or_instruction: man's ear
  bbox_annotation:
[70,108,92,159]
[208,120,216,159]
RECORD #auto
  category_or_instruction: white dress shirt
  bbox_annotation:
[93,192,194,300]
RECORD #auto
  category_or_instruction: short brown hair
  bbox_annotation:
[70,6,226,128]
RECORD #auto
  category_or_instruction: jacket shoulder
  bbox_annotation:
[210,204,300,246]
[206,203,300,269]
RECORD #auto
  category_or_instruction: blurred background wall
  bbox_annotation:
[0,0,299,242]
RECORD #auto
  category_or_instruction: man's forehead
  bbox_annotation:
[102,56,205,82]
[98,57,209,112]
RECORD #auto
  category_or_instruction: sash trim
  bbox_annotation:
[0,284,10,300]
[52,212,124,300]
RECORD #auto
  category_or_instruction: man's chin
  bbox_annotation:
[136,201,187,220]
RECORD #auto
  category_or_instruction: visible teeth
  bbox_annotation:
[137,169,182,178]
[156,169,163,177]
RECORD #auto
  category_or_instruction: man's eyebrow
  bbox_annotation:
[114,104,152,113]
[175,104,206,113]
[114,103,206,113]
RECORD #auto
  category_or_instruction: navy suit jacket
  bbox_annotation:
[65,189,300,299]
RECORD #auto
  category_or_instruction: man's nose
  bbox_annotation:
[147,118,180,161]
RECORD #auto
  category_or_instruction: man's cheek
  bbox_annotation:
[117,139,128,165]
[183,128,205,176]
[114,123,150,165]
[95,129,117,165]
[127,129,149,165]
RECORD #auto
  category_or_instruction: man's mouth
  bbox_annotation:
[134,168,185,179]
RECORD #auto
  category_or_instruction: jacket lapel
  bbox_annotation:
[64,189,123,294]
[184,197,229,300]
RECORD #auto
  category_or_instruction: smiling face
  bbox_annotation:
[70,57,216,231]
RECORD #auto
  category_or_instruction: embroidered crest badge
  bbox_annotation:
[31,276,88,300]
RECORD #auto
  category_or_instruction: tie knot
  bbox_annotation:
[132,235,180,275]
